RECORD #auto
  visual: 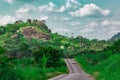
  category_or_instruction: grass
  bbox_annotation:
[14,65,67,80]
[15,66,42,80]
[46,66,67,79]
[75,54,120,80]
[10,58,67,80]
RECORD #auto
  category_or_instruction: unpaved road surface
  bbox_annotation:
[49,59,94,80]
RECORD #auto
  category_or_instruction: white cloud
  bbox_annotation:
[80,28,94,33]
[40,16,48,20]
[38,5,48,11]
[66,0,71,8]
[65,0,81,9]
[79,22,98,33]
[47,2,56,11]
[102,20,120,26]
[109,30,120,35]
[6,0,13,4]
[16,5,37,19]
[38,1,81,13]
[16,5,37,14]
[69,4,111,17]
[101,20,111,26]
[108,20,120,36]
[56,6,66,12]
[71,0,78,4]
[49,2,56,7]
[0,15,15,25]
[86,22,98,28]
[38,2,56,12]
[16,8,29,14]
[39,2,66,12]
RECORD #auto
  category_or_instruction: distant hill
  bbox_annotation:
[110,32,120,41]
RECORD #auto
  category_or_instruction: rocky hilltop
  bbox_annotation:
[0,19,51,40]
[22,27,50,40]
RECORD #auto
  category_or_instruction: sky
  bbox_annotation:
[0,0,120,40]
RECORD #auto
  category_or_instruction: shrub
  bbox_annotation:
[33,46,63,67]
[104,60,120,80]
[110,39,120,53]
[0,47,18,80]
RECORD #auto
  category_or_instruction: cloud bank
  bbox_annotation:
[69,4,111,17]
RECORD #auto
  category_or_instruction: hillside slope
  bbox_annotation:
[110,32,120,41]
[0,19,110,58]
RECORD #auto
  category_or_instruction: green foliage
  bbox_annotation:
[10,58,66,80]
[15,66,45,80]
[97,54,120,80]
[79,51,112,65]
[41,54,48,69]
[15,66,67,80]
[33,46,63,67]
[0,26,5,34]
[104,60,120,80]
[41,54,49,79]
[0,47,5,54]
[0,19,115,80]
[76,54,120,80]
[0,47,18,80]
[0,20,68,80]
[110,39,120,53]
[75,40,120,80]
[19,41,29,51]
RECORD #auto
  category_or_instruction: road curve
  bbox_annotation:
[49,59,94,80]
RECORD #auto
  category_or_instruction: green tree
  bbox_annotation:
[33,46,62,67]
[0,47,18,80]
[41,54,49,79]
[111,39,120,53]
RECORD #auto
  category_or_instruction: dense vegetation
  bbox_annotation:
[0,20,67,80]
[76,39,120,80]
[0,19,119,80]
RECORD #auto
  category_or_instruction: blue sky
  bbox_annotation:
[0,0,120,40]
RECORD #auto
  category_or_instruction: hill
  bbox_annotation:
[0,19,67,80]
[0,19,110,58]
[110,32,120,41]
